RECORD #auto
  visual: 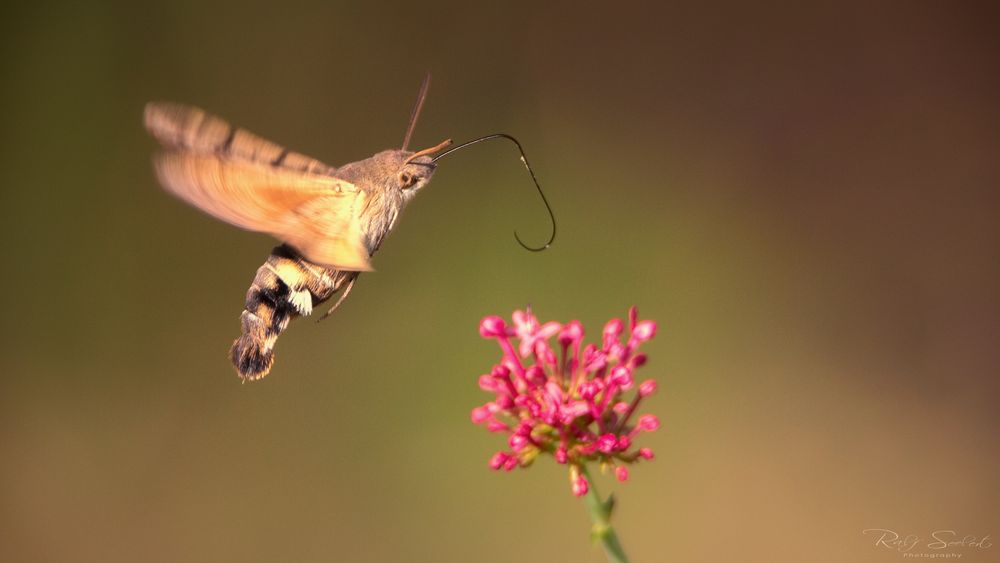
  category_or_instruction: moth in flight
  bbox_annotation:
[145,76,554,381]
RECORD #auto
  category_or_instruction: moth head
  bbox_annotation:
[389,75,448,197]
[336,141,445,196]
[394,138,452,194]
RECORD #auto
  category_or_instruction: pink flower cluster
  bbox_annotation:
[473,307,660,497]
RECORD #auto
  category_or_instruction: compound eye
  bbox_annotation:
[399,171,416,188]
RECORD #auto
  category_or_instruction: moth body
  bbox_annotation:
[144,95,446,381]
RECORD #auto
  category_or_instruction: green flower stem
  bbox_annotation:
[580,465,630,563]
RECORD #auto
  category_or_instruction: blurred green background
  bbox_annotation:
[2,2,998,562]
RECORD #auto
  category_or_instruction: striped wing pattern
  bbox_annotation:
[144,102,372,271]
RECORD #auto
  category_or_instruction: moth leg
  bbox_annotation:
[318,273,359,322]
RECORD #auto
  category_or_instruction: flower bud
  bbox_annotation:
[580,380,603,401]
[597,433,617,453]
[638,447,655,460]
[489,451,509,470]
[470,406,491,424]
[637,414,660,432]
[639,379,657,397]
[582,345,607,373]
[509,434,529,452]
[524,397,542,417]
[558,320,584,346]
[615,465,629,482]
[609,365,633,389]
[525,365,546,387]
[616,435,632,451]
[631,353,648,368]
[603,318,623,349]
[478,374,498,392]
[606,342,626,361]
[603,318,623,339]
[479,316,510,338]
[486,420,508,433]
[571,474,589,497]
[633,320,657,342]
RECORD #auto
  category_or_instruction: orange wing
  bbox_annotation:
[144,102,337,174]
[144,103,373,271]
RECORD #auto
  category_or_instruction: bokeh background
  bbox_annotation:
[2,2,998,562]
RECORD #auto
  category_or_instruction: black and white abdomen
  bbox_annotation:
[230,244,356,381]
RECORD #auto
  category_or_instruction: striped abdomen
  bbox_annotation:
[231,244,357,381]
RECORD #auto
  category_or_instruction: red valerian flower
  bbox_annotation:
[472,307,661,496]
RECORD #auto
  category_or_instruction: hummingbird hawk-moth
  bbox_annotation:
[144,76,553,381]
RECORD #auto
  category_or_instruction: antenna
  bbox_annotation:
[402,73,432,151]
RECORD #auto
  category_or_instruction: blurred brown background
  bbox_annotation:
[2,1,998,562]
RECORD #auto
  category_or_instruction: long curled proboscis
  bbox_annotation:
[432,133,556,251]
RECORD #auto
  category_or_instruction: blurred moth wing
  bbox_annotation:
[144,102,373,271]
